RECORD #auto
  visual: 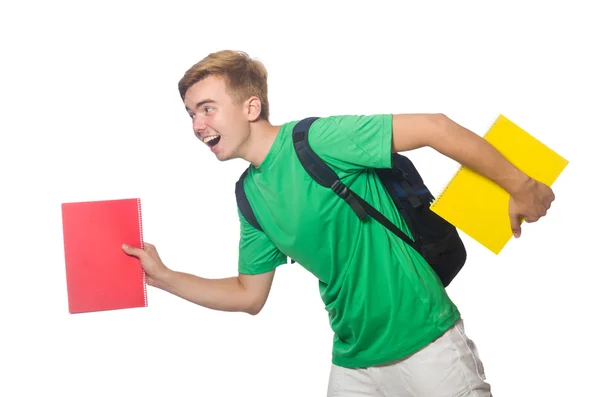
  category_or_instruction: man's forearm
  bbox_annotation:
[430,115,531,196]
[152,270,253,313]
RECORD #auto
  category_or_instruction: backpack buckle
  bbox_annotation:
[331,180,349,198]
[331,180,367,219]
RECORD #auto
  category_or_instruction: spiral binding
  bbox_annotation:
[137,198,148,307]
[430,162,465,209]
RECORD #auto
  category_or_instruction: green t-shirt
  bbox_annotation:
[238,114,460,368]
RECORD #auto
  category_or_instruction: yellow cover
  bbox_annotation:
[429,114,569,254]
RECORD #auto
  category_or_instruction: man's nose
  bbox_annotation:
[193,116,207,134]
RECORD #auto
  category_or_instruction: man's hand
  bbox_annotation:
[508,177,556,238]
[121,241,275,314]
[122,242,169,286]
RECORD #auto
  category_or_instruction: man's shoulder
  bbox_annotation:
[280,114,391,140]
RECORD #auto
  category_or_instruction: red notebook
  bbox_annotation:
[61,198,147,314]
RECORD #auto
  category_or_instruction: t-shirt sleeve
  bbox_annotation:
[307,114,393,172]
[237,208,287,275]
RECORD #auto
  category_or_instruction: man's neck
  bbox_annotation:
[243,120,281,168]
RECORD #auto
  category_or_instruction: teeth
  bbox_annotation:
[203,135,219,143]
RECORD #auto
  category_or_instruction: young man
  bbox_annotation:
[122,50,555,396]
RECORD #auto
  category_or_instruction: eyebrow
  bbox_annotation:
[186,99,216,112]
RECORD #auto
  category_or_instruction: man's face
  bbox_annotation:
[183,76,250,161]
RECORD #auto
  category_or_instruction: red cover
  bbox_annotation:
[61,198,147,313]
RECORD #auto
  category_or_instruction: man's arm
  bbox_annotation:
[152,270,275,315]
[392,114,530,194]
[391,113,555,237]
[122,243,274,315]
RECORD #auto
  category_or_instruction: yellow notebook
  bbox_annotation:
[429,114,569,254]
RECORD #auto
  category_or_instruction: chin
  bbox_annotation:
[212,143,239,162]
[214,152,233,162]
[217,148,242,162]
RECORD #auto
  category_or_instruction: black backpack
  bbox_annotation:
[235,117,467,287]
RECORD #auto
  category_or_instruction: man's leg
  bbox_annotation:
[370,318,492,396]
[326,363,387,397]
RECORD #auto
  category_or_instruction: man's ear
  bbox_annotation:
[245,96,262,122]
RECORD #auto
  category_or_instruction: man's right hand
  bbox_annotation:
[122,242,169,286]
[508,177,556,238]
[121,241,275,314]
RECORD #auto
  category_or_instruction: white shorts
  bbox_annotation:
[327,318,491,396]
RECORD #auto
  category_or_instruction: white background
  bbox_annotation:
[1,1,598,396]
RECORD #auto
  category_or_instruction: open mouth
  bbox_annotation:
[203,135,221,149]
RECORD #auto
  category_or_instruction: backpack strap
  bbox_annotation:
[292,117,367,220]
[354,192,420,251]
[291,117,420,252]
[235,168,296,264]
[235,166,263,231]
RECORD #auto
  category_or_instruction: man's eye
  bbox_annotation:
[205,106,213,113]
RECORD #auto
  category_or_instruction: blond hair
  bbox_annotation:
[178,50,270,121]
